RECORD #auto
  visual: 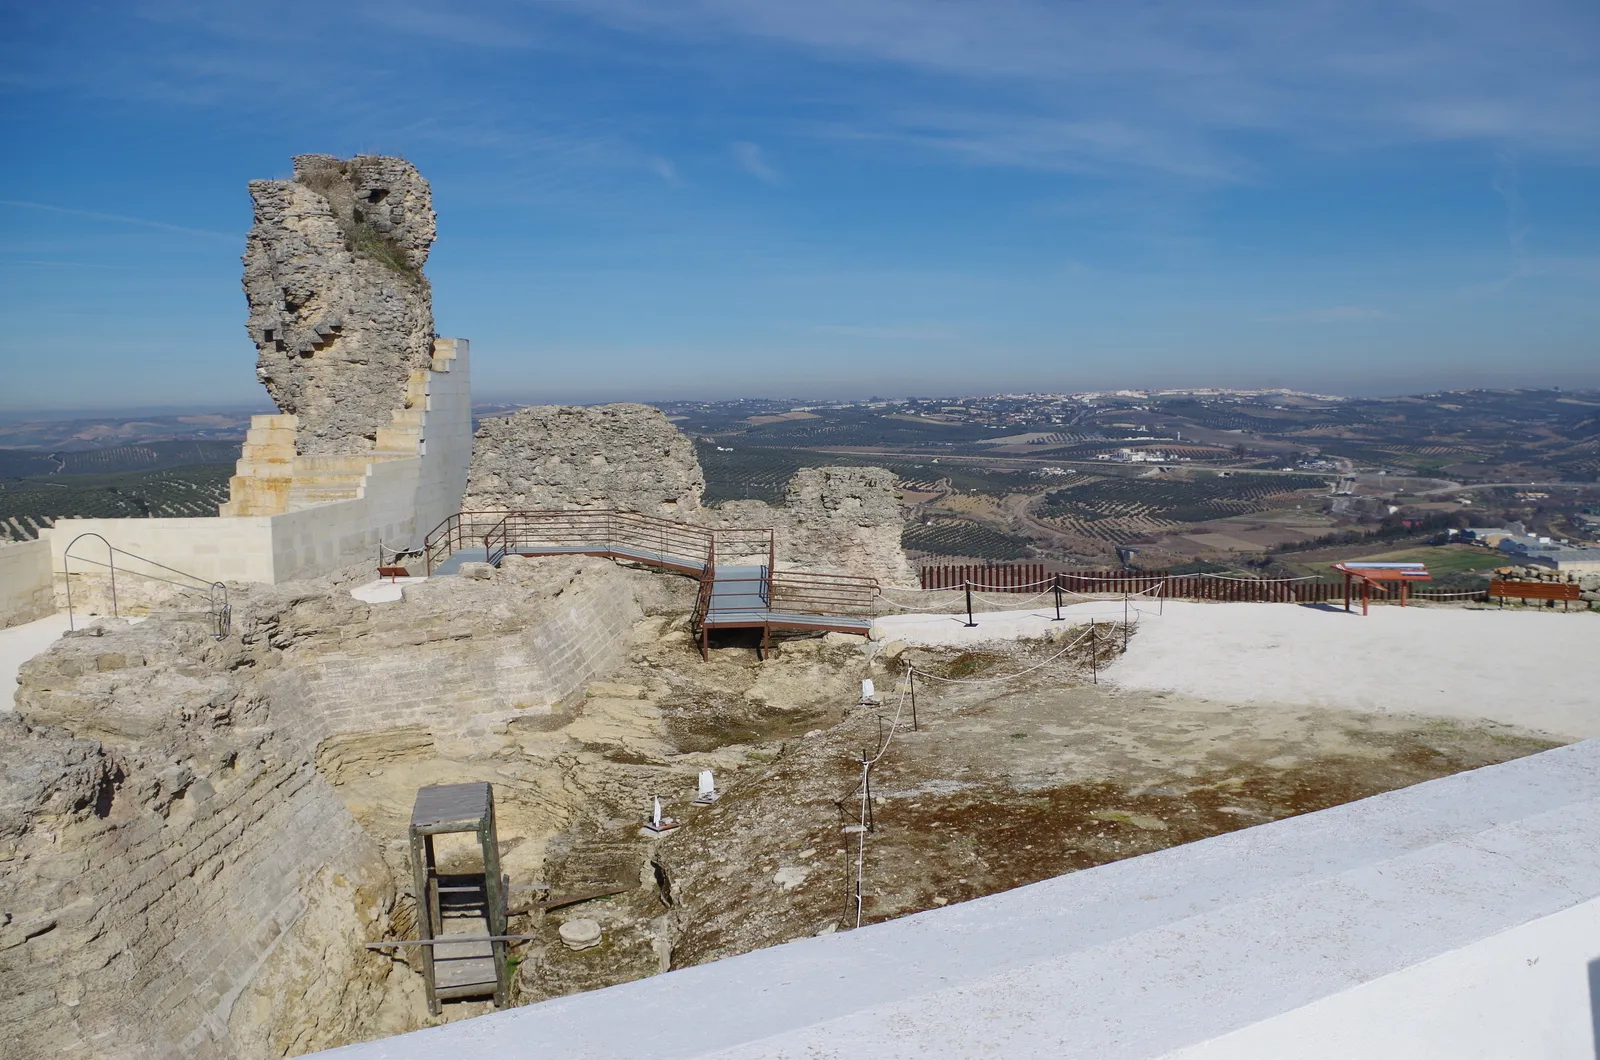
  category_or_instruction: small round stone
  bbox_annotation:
[558,918,603,951]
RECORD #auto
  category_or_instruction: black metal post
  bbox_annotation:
[1090,619,1097,684]
[910,670,918,732]
[863,753,875,832]
[1053,574,1064,621]
[964,580,977,627]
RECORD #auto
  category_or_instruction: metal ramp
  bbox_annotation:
[695,562,876,657]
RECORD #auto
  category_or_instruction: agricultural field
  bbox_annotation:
[903,520,1034,560]
[696,443,858,504]
[1283,544,1510,581]
[0,440,242,479]
[1036,474,1329,545]
[697,443,1046,504]
[0,464,234,538]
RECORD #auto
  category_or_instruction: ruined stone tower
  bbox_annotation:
[243,154,437,455]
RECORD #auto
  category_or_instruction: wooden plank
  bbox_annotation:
[1489,580,1581,601]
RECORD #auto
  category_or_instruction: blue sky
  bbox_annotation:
[2,0,1598,409]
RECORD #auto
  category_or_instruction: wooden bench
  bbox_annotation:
[1488,580,1582,609]
[377,565,410,582]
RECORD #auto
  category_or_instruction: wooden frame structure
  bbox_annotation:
[1489,579,1582,610]
[409,782,510,1014]
[1332,562,1433,616]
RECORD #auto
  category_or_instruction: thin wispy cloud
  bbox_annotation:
[731,141,782,184]
[563,0,1600,173]
[3,0,1597,398]
[0,200,236,239]
[647,156,682,185]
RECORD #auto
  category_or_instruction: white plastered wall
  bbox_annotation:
[411,337,472,549]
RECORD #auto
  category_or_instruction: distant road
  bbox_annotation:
[806,447,1339,479]
[1417,481,1596,496]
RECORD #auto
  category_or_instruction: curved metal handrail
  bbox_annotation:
[61,532,231,639]
[63,532,116,632]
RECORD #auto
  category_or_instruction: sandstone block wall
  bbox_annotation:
[464,404,705,516]
[244,155,436,456]
[3,620,419,1060]
[254,558,644,759]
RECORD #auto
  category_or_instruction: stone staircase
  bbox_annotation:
[220,340,459,517]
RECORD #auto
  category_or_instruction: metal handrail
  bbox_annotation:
[62,532,231,639]
[480,510,717,572]
[771,569,879,616]
[424,510,510,574]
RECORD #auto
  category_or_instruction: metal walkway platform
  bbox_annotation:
[423,510,878,657]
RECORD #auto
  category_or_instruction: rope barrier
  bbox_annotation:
[1195,572,1321,583]
[841,614,1136,929]
[909,622,1108,686]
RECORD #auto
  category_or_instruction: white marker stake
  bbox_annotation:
[652,796,662,829]
[861,679,876,703]
[699,770,715,797]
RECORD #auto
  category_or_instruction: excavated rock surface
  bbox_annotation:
[0,557,659,1059]
[1,618,422,1060]
[243,154,436,454]
[465,404,706,516]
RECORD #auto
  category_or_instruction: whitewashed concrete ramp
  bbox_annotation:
[0,612,70,712]
[316,739,1600,1059]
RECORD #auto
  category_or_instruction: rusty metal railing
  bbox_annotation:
[481,510,715,573]
[423,511,510,574]
[770,569,879,617]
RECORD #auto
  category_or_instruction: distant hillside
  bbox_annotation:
[0,441,241,478]
[0,463,235,540]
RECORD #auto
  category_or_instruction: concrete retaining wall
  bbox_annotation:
[26,338,472,601]
[412,338,472,549]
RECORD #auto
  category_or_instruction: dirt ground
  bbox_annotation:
[502,624,1557,1002]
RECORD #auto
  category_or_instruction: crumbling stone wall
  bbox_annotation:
[244,154,436,455]
[709,467,913,586]
[0,557,656,1059]
[464,404,705,516]
[1,619,422,1060]
[463,405,911,583]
